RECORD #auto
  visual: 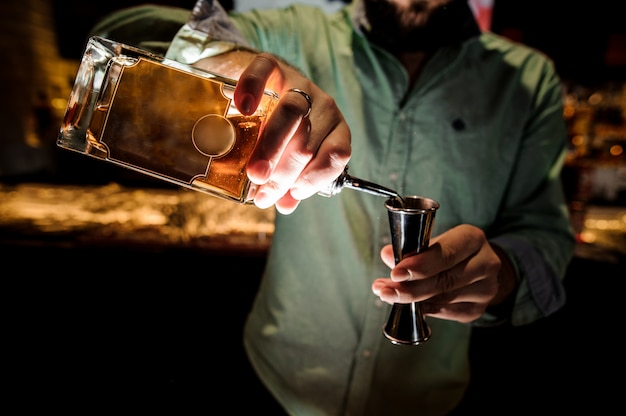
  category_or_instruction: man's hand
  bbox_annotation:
[372,224,518,324]
[233,53,352,214]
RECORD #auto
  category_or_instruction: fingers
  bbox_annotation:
[252,119,312,208]
[386,225,496,284]
[372,275,498,323]
[374,276,496,306]
[421,302,489,324]
[373,225,502,322]
[380,245,395,268]
[286,88,312,118]
[248,91,314,187]
[233,52,351,211]
[421,279,498,323]
[234,53,282,116]
[274,191,302,215]
[287,115,351,200]
[263,114,350,210]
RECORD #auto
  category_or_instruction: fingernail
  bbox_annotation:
[240,93,254,115]
[392,268,410,282]
[254,190,274,209]
[248,160,271,183]
[379,287,397,304]
[382,291,397,304]
[372,282,383,296]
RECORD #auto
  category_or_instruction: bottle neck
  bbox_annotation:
[317,168,348,197]
[343,176,399,199]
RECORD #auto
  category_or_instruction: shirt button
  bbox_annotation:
[389,172,398,181]
[398,112,406,121]
[362,349,371,358]
[380,235,390,245]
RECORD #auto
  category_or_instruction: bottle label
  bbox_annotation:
[95,58,233,185]
[58,37,278,204]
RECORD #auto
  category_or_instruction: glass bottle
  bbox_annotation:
[57,36,278,204]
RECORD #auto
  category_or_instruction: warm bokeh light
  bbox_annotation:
[588,92,603,106]
[571,135,585,146]
[585,217,626,232]
[579,231,597,243]
[609,144,623,157]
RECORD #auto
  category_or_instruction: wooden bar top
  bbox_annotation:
[0,182,275,255]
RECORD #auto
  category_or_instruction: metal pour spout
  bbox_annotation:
[317,166,401,199]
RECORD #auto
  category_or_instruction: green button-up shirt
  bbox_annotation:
[94,1,575,414]
[221,4,573,414]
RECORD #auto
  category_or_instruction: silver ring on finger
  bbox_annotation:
[287,88,312,118]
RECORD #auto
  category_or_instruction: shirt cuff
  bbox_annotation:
[165,1,249,64]
[475,235,567,327]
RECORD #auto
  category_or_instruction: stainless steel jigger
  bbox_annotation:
[383,196,440,346]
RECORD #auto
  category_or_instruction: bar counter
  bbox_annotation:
[0,181,275,255]
[1,181,624,260]
[1,181,624,413]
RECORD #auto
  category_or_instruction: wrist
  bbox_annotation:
[487,243,519,310]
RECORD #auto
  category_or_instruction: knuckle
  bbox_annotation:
[436,270,457,293]
[281,94,307,118]
[255,53,279,68]
[326,145,352,168]
[317,93,337,111]
[287,151,313,169]
[488,256,502,276]
[300,140,317,158]
[440,246,457,270]
[261,180,289,200]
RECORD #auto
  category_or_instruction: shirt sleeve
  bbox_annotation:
[88,5,191,56]
[223,7,578,327]
[474,55,575,327]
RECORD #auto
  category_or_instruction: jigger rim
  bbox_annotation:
[385,195,440,212]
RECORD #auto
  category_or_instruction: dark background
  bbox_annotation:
[5,242,622,414]
[52,0,625,86]
[5,1,623,414]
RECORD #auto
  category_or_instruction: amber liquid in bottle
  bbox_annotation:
[58,37,278,204]
[196,115,262,199]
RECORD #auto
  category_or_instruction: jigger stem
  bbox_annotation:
[383,196,440,346]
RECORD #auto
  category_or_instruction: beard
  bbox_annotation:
[362,0,468,53]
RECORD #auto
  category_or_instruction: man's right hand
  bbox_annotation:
[233,52,352,214]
